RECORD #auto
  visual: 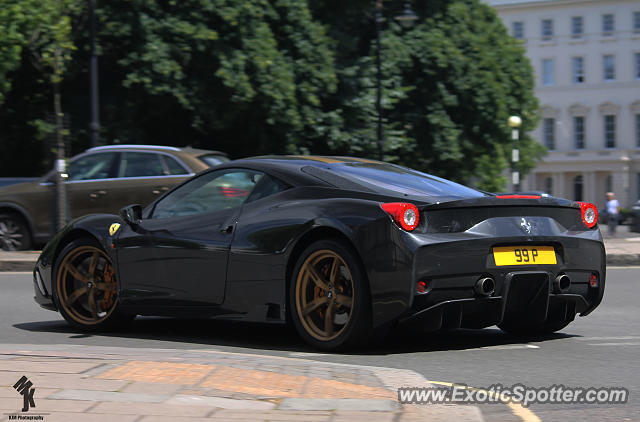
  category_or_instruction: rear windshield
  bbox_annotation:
[324,162,485,199]
[199,154,230,167]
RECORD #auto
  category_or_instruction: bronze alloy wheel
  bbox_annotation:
[295,249,355,341]
[56,245,118,325]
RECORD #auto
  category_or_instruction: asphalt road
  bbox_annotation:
[1,268,639,422]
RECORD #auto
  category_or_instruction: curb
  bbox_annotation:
[0,259,35,272]
[1,253,639,272]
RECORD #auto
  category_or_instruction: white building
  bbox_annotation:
[485,0,640,208]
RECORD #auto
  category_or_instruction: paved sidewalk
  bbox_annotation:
[3,227,640,270]
[0,344,482,422]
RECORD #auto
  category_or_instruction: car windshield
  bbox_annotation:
[199,154,230,167]
[327,162,485,199]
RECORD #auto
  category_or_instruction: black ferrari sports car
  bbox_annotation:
[33,156,605,350]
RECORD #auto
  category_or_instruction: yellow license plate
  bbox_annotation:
[492,246,556,266]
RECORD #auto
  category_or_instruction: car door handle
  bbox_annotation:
[152,186,170,195]
[89,190,106,199]
[220,225,234,234]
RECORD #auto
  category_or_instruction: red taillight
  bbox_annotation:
[381,202,420,231]
[417,280,429,294]
[496,194,541,199]
[577,202,598,228]
[589,273,599,288]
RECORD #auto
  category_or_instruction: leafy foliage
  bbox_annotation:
[0,0,542,191]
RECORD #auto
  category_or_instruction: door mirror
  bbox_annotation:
[119,204,143,228]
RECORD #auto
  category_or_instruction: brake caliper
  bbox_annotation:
[100,263,117,310]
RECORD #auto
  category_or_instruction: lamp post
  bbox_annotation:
[89,0,100,147]
[374,1,417,161]
[508,115,522,192]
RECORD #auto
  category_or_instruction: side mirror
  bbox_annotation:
[119,204,143,228]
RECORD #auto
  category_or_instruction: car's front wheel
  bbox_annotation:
[290,239,372,351]
[0,212,31,251]
[53,238,132,330]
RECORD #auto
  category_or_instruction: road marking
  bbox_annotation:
[428,380,541,422]
[588,342,640,346]
[577,336,640,341]
[288,352,331,357]
[474,344,539,351]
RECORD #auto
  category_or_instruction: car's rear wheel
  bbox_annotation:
[0,212,31,251]
[290,239,371,351]
[53,238,132,330]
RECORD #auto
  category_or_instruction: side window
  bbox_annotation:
[246,174,289,203]
[119,152,165,178]
[67,152,117,181]
[161,155,189,175]
[152,169,261,219]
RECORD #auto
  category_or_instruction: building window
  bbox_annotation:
[541,19,553,40]
[634,11,640,33]
[544,177,553,196]
[572,57,584,83]
[543,118,555,150]
[571,16,583,38]
[542,59,554,86]
[604,115,616,148]
[574,116,585,149]
[602,14,614,35]
[512,21,524,39]
[574,175,583,202]
[603,55,615,81]
[635,53,640,79]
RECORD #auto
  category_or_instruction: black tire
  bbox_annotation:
[52,238,133,330]
[289,239,372,351]
[498,319,571,335]
[0,212,32,251]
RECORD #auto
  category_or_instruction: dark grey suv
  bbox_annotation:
[0,145,228,250]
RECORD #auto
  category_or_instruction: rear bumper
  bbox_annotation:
[362,218,605,328]
[401,234,605,329]
[402,271,595,330]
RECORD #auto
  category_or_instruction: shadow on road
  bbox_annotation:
[13,317,579,355]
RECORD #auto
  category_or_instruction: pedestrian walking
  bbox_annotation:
[606,192,620,236]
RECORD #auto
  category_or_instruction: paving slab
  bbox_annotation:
[0,344,484,422]
[279,398,399,411]
[166,394,276,410]
[50,389,169,403]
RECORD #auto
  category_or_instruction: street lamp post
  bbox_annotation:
[374,1,417,161]
[508,115,522,192]
[89,0,100,147]
[375,0,384,161]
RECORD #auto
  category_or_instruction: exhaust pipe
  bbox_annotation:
[554,274,571,293]
[474,277,495,297]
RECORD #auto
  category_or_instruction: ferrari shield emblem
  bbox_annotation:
[109,223,121,236]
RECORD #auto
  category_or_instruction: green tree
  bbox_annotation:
[0,0,81,177]
[311,0,543,191]
[89,0,339,156]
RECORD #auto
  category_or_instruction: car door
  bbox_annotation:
[65,152,119,218]
[98,151,194,215]
[116,168,262,308]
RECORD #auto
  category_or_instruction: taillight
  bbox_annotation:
[381,202,419,231]
[589,273,599,288]
[577,202,598,228]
